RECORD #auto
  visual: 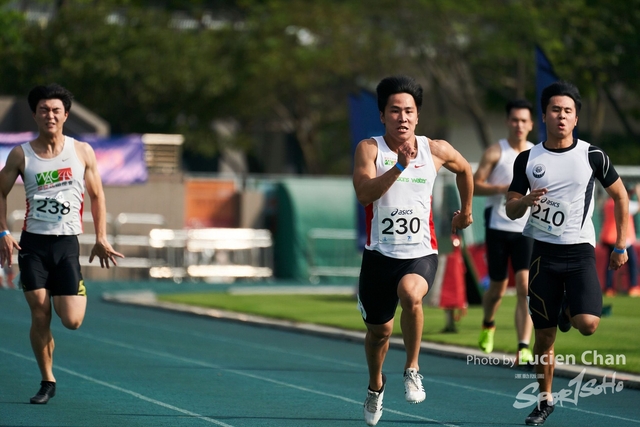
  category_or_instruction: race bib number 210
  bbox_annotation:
[378,206,425,244]
[528,196,569,236]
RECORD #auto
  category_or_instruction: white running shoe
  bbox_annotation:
[363,373,385,426]
[403,368,426,404]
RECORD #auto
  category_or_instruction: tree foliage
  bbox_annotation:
[1,0,639,172]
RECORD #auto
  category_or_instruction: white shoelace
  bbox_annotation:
[364,390,383,412]
[404,371,424,392]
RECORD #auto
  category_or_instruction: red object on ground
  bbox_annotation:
[440,235,467,310]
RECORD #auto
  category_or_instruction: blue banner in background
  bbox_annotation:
[0,133,148,185]
[535,45,560,142]
[348,90,385,248]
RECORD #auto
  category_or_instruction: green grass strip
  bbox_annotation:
[158,292,639,373]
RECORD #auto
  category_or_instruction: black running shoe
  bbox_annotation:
[558,292,571,333]
[30,381,56,404]
[525,400,554,425]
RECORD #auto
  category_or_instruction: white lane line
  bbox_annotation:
[93,328,640,425]
[0,347,235,427]
[4,314,639,424]
[89,313,366,369]
[72,333,461,427]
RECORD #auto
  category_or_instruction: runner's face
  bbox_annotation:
[543,95,578,140]
[33,99,68,136]
[507,108,533,141]
[381,93,418,142]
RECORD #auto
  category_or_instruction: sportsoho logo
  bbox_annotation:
[468,351,627,408]
[513,368,624,409]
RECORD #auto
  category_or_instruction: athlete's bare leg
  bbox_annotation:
[398,274,429,370]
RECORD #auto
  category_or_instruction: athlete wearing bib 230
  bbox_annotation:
[353,76,473,426]
[365,135,438,259]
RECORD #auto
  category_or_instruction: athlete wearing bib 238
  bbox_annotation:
[0,84,124,406]
[19,136,86,296]
[22,136,85,236]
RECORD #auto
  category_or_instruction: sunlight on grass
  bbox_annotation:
[158,292,640,373]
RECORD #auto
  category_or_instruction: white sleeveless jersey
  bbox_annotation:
[365,136,438,259]
[522,139,596,245]
[485,139,533,232]
[22,136,85,235]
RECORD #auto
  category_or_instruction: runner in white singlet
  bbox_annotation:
[0,84,124,405]
[506,81,629,426]
[473,99,535,364]
[353,75,473,426]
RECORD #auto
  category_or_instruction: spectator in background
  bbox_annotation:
[474,99,535,364]
[600,183,640,297]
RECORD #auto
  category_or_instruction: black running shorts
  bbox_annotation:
[485,228,533,281]
[527,241,602,329]
[18,231,85,296]
[357,249,438,325]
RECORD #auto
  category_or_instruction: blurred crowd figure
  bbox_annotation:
[599,183,640,297]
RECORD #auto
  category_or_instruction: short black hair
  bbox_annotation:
[27,83,74,113]
[376,75,423,113]
[506,99,534,118]
[541,81,581,115]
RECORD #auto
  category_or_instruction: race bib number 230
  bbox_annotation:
[378,206,425,244]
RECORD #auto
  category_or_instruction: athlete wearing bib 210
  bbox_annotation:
[506,80,630,426]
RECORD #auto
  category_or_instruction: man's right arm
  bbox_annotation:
[0,146,23,266]
[473,144,507,196]
[505,150,547,220]
[352,138,403,207]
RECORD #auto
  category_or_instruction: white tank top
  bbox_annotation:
[22,136,85,235]
[523,139,596,245]
[365,136,438,259]
[485,139,533,232]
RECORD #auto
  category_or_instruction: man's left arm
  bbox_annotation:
[605,179,629,270]
[591,145,628,270]
[79,142,124,268]
[430,139,473,232]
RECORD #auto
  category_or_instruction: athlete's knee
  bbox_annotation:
[398,291,426,312]
[534,328,556,351]
[483,288,503,305]
[30,307,52,327]
[399,294,424,312]
[575,317,599,336]
[61,316,84,330]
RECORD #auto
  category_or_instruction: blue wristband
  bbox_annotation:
[613,247,626,254]
[0,230,9,238]
[395,162,405,172]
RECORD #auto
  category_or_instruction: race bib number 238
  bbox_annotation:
[378,206,425,244]
[33,191,72,223]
